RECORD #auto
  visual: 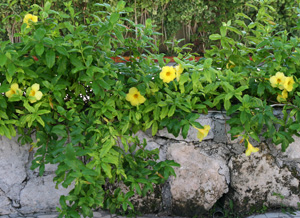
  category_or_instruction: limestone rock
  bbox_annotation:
[167,142,229,217]
[157,117,214,142]
[229,150,300,210]
[19,174,73,213]
[276,135,300,159]
[0,189,16,215]
[0,136,30,207]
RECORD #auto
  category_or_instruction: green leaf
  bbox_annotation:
[110,12,120,24]
[144,104,156,113]
[24,101,35,113]
[224,99,231,111]
[0,84,9,93]
[220,26,227,37]
[101,162,112,178]
[7,63,16,77]
[35,42,44,56]
[160,106,168,120]
[257,40,269,48]
[289,123,300,131]
[179,73,189,85]
[152,121,158,136]
[0,111,8,119]
[34,27,46,41]
[100,138,114,158]
[168,105,176,117]
[240,111,248,124]
[209,34,221,41]
[46,50,55,68]
[114,28,124,43]
[250,132,260,142]
[98,80,111,90]
[182,124,189,139]
[0,54,7,66]
[204,58,212,69]
[52,125,67,137]
[56,46,69,57]
[44,1,51,11]
[65,143,76,160]
[257,83,265,97]
[36,116,45,127]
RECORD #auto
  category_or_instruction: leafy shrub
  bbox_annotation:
[1,0,300,217]
[0,1,181,217]
[1,0,299,54]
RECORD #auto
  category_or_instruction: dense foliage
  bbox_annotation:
[1,0,299,54]
[1,0,300,217]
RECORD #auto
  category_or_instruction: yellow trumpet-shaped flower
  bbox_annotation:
[245,139,259,156]
[195,125,210,142]
[28,83,43,103]
[226,60,235,69]
[269,72,286,90]
[160,66,176,83]
[175,64,184,81]
[23,14,38,27]
[5,83,22,98]
[125,87,146,106]
[277,89,288,103]
[283,76,295,92]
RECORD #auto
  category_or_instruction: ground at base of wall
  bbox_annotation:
[1,210,300,218]
[0,211,189,218]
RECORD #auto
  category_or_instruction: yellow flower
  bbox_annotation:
[283,76,295,92]
[226,60,235,69]
[245,139,259,156]
[269,72,286,90]
[28,83,43,103]
[125,87,146,106]
[23,14,38,27]
[175,64,184,81]
[195,125,210,142]
[277,89,288,103]
[160,66,176,83]
[5,83,22,98]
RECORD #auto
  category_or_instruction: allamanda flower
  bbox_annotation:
[283,76,295,92]
[270,72,286,90]
[175,64,184,81]
[23,14,38,27]
[160,66,176,83]
[28,83,43,103]
[245,139,259,156]
[277,89,288,103]
[5,83,22,98]
[195,125,210,142]
[126,87,146,106]
[226,60,235,69]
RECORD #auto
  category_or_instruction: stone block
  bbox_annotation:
[229,150,300,211]
[19,174,73,214]
[0,136,30,207]
[166,142,229,217]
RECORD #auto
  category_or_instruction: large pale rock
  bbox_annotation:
[0,136,30,207]
[276,135,300,160]
[19,174,73,213]
[229,148,300,210]
[167,142,229,216]
[0,189,16,215]
[157,116,214,142]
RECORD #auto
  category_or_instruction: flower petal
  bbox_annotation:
[31,83,40,91]
[35,91,43,100]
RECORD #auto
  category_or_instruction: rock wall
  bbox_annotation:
[1,111,300,216]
